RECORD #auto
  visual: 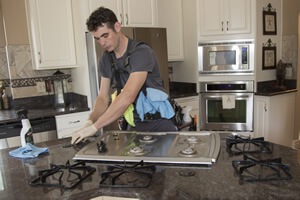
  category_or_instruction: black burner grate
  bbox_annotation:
[232,155,292,183]
[99,160,155,188]
[226,136,272,156]
[29,160,95,189]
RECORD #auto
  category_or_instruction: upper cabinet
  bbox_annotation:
[25,0,77,70]
[158,0,184,61]
[197,0,253,41]
[88,0,158,27]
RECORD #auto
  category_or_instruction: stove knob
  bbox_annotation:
[97,141,107,153]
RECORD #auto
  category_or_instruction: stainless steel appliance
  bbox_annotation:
[86,27,169,108]
[199,81,254,131]
[73,131,220,165]
[198,40,254,74]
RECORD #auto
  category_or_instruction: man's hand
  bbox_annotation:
[71,124,98,145]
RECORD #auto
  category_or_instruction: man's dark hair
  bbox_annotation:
[86,7,118,32]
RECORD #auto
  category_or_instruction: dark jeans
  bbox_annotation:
[128,119,177,132]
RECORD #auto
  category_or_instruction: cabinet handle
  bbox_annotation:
[120,14,123,25]
[221,21,224,31]
[227,21,229,31]
[126,13,128,25]
[264,103,267,112]
[38,52,42,63]
[69,120,80,124]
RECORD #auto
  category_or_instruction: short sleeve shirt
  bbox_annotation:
[99,38,166,93]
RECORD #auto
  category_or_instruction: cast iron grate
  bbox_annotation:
[99,160,155,188]
[226,136,272,156]
[232,155,292,183]
[29,160,95,189]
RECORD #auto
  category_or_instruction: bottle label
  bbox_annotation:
[25,128,34,145]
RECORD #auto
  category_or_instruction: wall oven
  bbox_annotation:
[199,81,254,131]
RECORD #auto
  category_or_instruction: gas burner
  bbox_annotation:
[128,146,146,156]
[226,136,272,156]
[185,136,202,144]
[99,160,155,188]
[29,160,95,189]
[139,135,157,143]
[232,155,292,183]
[179,146,198,157]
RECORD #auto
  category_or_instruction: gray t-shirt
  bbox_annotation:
[99,38,166,93]
[99,38,167,122]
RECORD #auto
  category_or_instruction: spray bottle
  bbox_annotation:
[182,106,192,125]
[17,109,34,147]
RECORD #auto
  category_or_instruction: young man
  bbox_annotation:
[71,7,176,145]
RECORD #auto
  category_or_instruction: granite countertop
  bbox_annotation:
[1,134,300,200]
[0,106,90,124]
[255,79,298,96]
[0,93,90,124]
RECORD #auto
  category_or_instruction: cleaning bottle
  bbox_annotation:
[17,109,34,147]
[182,106,192,125]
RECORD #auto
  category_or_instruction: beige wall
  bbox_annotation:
[295,14,300,139]
[0,1,5,47]
[2,0,29,45]
[282,0,300,36]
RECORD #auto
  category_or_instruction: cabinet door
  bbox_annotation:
[123,0,158,27]
[225,0,251,34]
[26,0,76,70]
[199,0,224,36]
[88,0,123,23]
[158,0,184,61]
[254,97,269,139]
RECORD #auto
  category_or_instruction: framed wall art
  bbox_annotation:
[262,39,276,70]
[263,3,277,35]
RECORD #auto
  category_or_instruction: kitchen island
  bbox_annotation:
[1,133,300,200]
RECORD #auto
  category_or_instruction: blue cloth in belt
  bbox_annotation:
[9,143,49,159]
[136,88,175,121]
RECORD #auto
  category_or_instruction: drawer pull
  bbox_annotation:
[69,120,80,124]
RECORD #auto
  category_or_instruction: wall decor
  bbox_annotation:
[263,3,277,35]
[262,39,276,70]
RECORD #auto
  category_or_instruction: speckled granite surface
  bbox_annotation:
[1,134,300,200]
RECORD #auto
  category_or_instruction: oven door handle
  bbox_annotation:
[206,95,250,99]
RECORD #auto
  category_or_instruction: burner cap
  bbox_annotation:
[128,146,146,156]
[180,147,197,157]
[185,136,201,144]
[139,135,157,143]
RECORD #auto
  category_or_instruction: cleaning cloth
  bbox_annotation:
[9,143,49,159]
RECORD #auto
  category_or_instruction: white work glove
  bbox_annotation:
[71,123,98,145]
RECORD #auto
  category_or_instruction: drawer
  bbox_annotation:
[55,111,90,139]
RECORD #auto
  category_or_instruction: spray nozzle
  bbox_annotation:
[17,109,29,119]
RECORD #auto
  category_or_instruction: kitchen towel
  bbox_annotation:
[222,95,235,109]
[9,143,49,159]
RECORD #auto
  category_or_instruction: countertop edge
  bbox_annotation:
[255,89,298,96]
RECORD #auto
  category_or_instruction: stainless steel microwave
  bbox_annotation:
[198,40,254,74]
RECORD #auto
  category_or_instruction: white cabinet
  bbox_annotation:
[25,0,77,70]
[55,111,90,139]
[158,0,184,61]
[175,96,199,131]
[197,0,252,40]
[254,93,295,147]
[88,0,158,27]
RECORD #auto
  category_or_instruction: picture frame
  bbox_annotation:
[262,46,276,70]
[263,4,277,35]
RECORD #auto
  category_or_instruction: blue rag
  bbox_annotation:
[136,88,175,121]
[9,143,49,159]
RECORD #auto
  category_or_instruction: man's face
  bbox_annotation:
[92,23,120,52]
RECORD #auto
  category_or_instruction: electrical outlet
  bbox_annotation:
[36,82,46,93]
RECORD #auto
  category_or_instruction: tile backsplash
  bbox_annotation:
[282,35,298,79]
[4,44,72,99]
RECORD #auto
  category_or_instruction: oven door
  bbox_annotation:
[199,92,253,131]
